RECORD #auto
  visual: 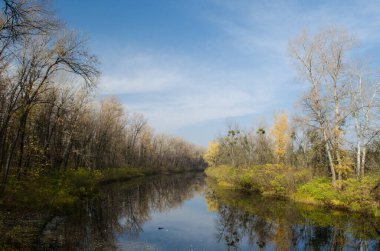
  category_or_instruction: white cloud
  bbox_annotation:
[96,48,286,132]
[99,53,184,94]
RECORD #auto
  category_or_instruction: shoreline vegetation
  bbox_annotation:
[205,165,380,216]
[205,179,380,249]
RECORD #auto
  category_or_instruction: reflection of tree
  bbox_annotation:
[215,205,242,251]
[206,181,380,250]
[61,173,204,250]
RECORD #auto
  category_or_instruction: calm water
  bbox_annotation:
[60,173,380,250]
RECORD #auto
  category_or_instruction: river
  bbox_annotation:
[52,173,380,250]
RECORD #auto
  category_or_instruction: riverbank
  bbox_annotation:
[1,167,205,211]
[205,179,380,249]
[0,167,143,211]
[205,165,380,216]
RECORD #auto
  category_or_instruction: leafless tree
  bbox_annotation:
[288,27,355,187]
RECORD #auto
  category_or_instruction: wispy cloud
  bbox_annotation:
[98,50,284,132]
[99,53,184,94]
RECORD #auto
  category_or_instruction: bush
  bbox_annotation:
[294,178,342,206]
[206,164,313,197]
[294,176,380,214]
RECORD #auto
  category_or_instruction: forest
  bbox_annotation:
[205,27,380,215]
[0,0,204,208]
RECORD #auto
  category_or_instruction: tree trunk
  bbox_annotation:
[2,128,21,185]
[361,146,366,178]
[16,112,29,179]
[324,132,336,186]
[356,141,361,178]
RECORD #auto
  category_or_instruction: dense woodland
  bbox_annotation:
[0,0,204,188]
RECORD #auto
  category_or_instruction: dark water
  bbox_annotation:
[60,173,380,250]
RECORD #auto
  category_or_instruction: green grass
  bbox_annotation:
[293,175,380,215]
[205,164,312,196]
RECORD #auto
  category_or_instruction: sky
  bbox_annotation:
[53,0,380,146]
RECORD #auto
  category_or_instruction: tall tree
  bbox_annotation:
[288,27,355,187]
[347,62,380,177]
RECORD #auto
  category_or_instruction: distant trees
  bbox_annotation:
[206,124,275,168]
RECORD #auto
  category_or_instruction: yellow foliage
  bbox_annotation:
[336,151,353,176]
[204,142,220,167]
[270,113,290,163]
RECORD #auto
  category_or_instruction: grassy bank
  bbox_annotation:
[205,165,380,216]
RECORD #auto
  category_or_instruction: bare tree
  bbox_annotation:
[288,27,355,187]
[1,31,98,184]
[347,62,380,177]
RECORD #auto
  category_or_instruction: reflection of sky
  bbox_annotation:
[116,193,225,251]
[115,191,278,251]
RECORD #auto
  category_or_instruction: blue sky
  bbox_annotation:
[53,0,380,146]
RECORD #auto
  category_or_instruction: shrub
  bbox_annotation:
[206,164,313,197]
[294,175,380,214]
[206,165,380,215]
[294,178,342,206]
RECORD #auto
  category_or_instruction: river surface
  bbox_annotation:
[59,173,380,250]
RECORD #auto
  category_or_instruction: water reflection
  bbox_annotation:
[59,174,380,250]
[206,180,380,250]
[62,173,204,250]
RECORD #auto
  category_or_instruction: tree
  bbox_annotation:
[204,142,220,167]
[347,62,380,177]
[270,113,290,164]
[288,27,355,187]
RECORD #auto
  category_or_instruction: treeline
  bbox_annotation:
[206,112,380,176]
[0,0,204,187]
[205,27,380,188]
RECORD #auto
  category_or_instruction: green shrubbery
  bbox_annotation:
[294,176,380,215]
[206,165,380,215]
[206,164,312,196]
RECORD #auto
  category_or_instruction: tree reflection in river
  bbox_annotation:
[206,179,380,250]
[61,173,204,250]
